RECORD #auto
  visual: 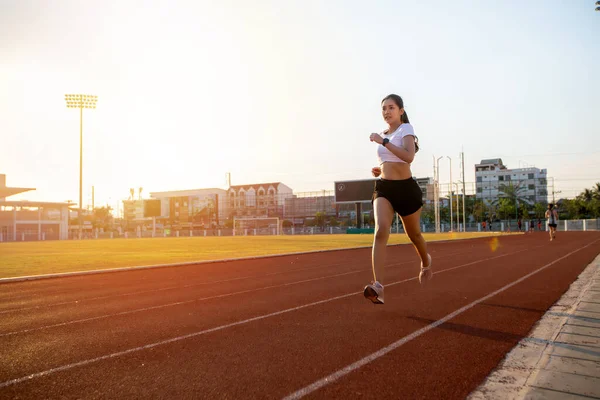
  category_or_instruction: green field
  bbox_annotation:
[0,232,506,279]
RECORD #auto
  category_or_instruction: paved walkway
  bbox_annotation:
[469,253,600,399]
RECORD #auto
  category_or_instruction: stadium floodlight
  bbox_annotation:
[64,94,98,240]
[597,1,600,11]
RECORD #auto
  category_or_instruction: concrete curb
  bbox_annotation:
[468,253,600,399]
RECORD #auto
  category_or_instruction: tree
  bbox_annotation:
[92,206,114,231]
[420,204,435,224]
[593,183,600,201]
[315,212,326,229]
[534,202,547,219]
[495,182,528,219]
[496,198,515,220]
[579,188,594,203]
[472,201,484,222]
[519,202,532,220]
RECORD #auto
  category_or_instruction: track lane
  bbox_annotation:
[1,233,597,399]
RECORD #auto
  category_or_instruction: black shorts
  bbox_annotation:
[372,178,423,217]
[549,223,557,228]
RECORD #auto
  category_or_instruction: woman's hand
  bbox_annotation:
[371,167,381,177]
[369,133,383,144]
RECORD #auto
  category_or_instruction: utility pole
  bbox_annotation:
[550,177,561,204]
[461,151,466,232]
[432,156,438,233]
[446,156,453,231]
[433,156,443,233]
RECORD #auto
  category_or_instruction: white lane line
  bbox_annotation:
[281,239,600,400]
[0,245,536,388]
[0,248,483,315]
[0,269,365,337]
[0,249,507,337]
[0,259,357,314]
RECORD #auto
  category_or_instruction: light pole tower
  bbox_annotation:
[65,94,97,240]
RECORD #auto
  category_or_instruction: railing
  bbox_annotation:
[1,219,598,242]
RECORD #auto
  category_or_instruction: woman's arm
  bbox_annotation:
[383,135,416,163]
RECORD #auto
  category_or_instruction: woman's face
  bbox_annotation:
[381,99,403,125]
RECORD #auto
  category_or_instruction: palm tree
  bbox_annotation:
[593,182,600,201]
[493,181,529,219]
[578,188,594,203]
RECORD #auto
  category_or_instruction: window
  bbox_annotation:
[528,184,535,190]
[528,173,534,179]
[499,176,504,181]
[476,177,482,182]
[477,188,482,193]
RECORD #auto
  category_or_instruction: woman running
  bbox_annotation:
[545,203,558,241]
[363,94,431,305]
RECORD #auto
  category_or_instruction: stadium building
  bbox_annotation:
[0,174,72,241]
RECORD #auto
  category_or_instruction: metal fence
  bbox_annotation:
[1,218,598,242]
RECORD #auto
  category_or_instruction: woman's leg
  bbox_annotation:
[400,207,429,267]
[371,197,395,284]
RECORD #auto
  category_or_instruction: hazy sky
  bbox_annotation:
[1,0,599,210]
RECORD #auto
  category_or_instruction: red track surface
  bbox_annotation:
[1,232,599,399]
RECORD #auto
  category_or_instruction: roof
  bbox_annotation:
[0,187,35,199]
[0,200,74,207]
[228,182,282,191]
[150,188,227,197]
[478,158,504,166]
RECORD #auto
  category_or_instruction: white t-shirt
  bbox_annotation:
[376,123,416,164]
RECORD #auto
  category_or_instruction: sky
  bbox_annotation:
[1,0,599,212]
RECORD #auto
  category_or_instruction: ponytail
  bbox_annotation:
[403,111,419,153]
[401,111,409,124]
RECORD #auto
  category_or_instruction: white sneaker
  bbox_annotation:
[363,281,384,304]
[419,254,433,284]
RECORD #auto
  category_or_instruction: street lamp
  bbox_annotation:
[446,156,453,231]
[453,182,461,231]
[65,94,97,240]
[436,156,443,233]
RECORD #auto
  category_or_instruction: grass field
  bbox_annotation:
[0,232,508,279]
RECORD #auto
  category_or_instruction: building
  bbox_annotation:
[228,182,293,219]
[145,182,293,229]
[0,174,71,241]
[475,158,548,205]
[415,177,435,203]
[148,188,228,229]
[283,192,337,224]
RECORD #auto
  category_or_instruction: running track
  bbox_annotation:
[1,232,599,399]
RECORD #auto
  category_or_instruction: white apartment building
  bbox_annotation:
[475,158,548,205]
